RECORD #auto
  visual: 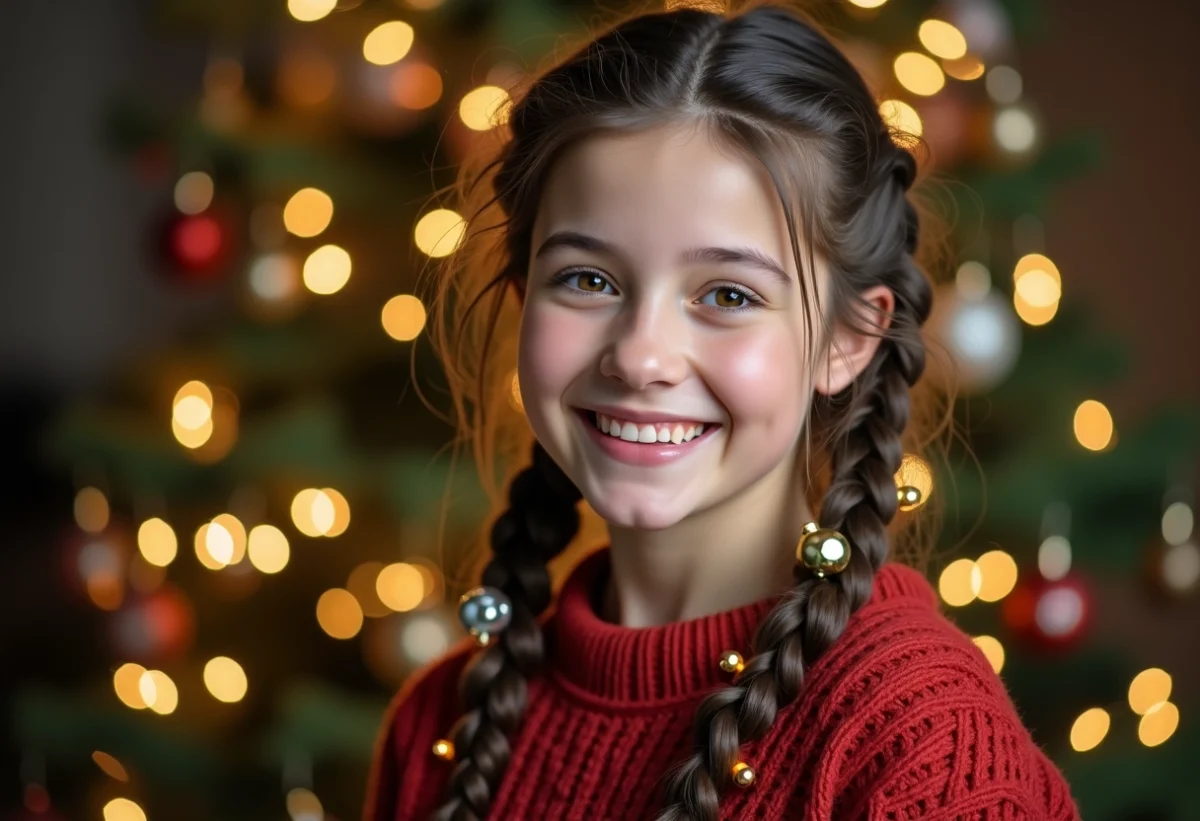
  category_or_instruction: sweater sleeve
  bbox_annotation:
[362,639,475,821]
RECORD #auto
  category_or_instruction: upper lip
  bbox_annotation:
[577,405,719,425]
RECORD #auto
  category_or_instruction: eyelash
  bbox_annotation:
[550,268,765,312]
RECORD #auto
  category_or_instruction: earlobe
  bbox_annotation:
[813,285,895,396]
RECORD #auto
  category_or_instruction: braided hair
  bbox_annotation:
[424,3,942,819]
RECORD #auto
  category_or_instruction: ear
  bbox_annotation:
[813,285,895,396]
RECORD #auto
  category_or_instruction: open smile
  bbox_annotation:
[573,408,721,467]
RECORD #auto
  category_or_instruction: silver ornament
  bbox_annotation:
[457,586,513,646]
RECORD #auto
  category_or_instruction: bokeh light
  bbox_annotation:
[986,65,1023,104]
[348,561,391,617]
[248,524,290,573]
[974,550,1018,602]
[363,21,415,66]
[381,294,427,341]
[1162,501,1193,545]
[92,750,130,782]
[943,55,986,81]
[139,669,178,715]
[317,588,365,639]
[918,20,967,60]
[894,52,945,96]
[894,453,933,511]
[204,656,249,703]
[414,209,466,258]
[389,61,443,110]
[994,107,1037,153]
[1128,667,1172,715]
[879,99,923,140]
[283,187,334,238]
[459,85,512,130]
[1069,707,1110,752]
[1138,701,1180,747]
[938,558,981,607]
[377,562,426,612]
[302,244,352,295]
[287,0,336,23]
[971,635,1005,674]
[1074,399,1114,451]
[137,517,178,567]
[174,171,214,215]
[212,513,248,564]
[103,797,147,821]
[113,662,149,709]
[287,787,324,821]
[74,487,110,533]
[1037,535,1072,580]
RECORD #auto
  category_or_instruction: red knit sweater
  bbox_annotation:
[365,548,1079,820]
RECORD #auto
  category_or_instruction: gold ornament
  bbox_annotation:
[797,522,852,578]
[897,485,923,511]
[432,739,455,760]
[732,761,755,787]
[718,650,745,674]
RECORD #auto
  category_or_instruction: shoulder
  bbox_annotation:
[801,564,1079,820]
[363,637,477,821]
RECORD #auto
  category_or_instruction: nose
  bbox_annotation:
[598,302,689,390]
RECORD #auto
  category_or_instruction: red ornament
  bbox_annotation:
[1001,571,1092,652]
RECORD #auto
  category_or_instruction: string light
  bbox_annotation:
[283,187,334,238]
[1069,707,1110,752]
[879,99,923,140]
[918,20,967,60]
[316,588,364,639]
[943,55,986,81]
[248,525,290,574]
[74,487,110,533]
[994,107,1038,154]
[377,562,425,612]
[103,797,147,821]
[938,558,981,607]
[139,669,178,715]
[974,550,1018,602]
[971,635,1005,674]
[287,787,323,821]
[204,656,249,703]
[894,52,945,96]
[413,209,466,258]
[1138,701,1180,747]
[381,294,427,341]
[363,21,415,66]
[1073,400,1114,451]
[137,517,178,567]
[302,244,351,295]
[389,61,443,110]
[287,0,336,23]
[1128,668,1172,715]
[113,663,149,710]
[459,85,512,131]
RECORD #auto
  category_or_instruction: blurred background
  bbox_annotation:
[3,0,1198,819]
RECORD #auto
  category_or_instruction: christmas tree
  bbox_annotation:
[12,1,1199,819]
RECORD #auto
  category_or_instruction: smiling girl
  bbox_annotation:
[364,2,1079,819]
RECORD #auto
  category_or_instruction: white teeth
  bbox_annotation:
[590,412,711,444]
[657,428,671,443]
[620,422,640,442]
[637,425,658,443]
[608,417,622,436]
[670,426,684,444]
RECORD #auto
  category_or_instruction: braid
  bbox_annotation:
[655,144,931,821]
[431,443,581,821]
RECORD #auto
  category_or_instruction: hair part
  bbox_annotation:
[420,2,956,819]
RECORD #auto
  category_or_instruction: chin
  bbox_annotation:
[582,487,690,531]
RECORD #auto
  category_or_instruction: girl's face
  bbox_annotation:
[519,123,840,531]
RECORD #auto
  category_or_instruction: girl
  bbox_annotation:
[366,2,1079,819]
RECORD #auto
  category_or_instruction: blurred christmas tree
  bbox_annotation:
[12,0,1199,820]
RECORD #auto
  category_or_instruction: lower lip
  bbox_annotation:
[577,410,719,467]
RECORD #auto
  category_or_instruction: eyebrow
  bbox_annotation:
[533,230,793,287]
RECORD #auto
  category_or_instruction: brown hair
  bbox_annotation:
[419,2,954,818]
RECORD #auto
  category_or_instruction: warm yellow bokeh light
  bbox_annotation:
[172,380,216,447]
[894,52,945,96]
[377,562,426,612]
[975,550,1018,602]
[348,561,390,617]
[918,20,968,60]
[74,487,110,533]
[205,520,236,566]
[1128,667,1172,715]
[459,85,512,131]
[292,488,337,537]
[939,558,981,607]
[212,513,247,564]
[248,524,290,573]
[287,787,324,819]
[1013,253,1061,284]
[1070,707,1110,752]
[323,487,350,537]
[204,656,249,703]
[894,453,933,509]
[283,187,334,238]
[174,171,214,215]
[972,635,1005,674]
[1014,269,1061,308]
[139,669,178,715]
[137,517,178,567]
[847,0,888,7]
[879,99,923,140]
[1013,289,1059,326]
[93,750,130,782]
[414,209,466,258]
[317,588,365,639]
[1074,399,1114,452]
[381,294,427,341]
[194,523,227,570]
[113,663,149,709]
[173,395,212,430]
[363,21,415,66]
[1138,701,1180,747]
[943,55,986,81]
[389,61,443,110]
[303,244,352,295]
[288,0,336,23]
[103,797,147,821]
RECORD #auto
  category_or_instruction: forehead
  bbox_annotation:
[532,122,798,278]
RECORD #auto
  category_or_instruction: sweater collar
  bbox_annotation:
[549,546,936,706]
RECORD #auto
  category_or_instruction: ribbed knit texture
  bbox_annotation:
[365,548,1079,820]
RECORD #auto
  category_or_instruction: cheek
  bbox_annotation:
[518,304,595,411]
[702,328,808,434]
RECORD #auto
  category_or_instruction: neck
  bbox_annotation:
[601,458,814,627]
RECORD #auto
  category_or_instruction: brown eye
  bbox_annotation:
[713,287,745,308]
[575,273,608,292]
